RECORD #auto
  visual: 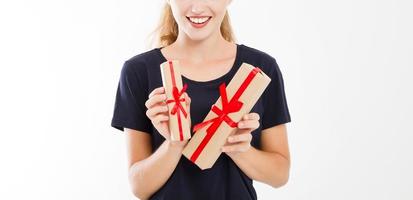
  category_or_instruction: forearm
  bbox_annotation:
[128,140,184,199]
[227,146,290,188]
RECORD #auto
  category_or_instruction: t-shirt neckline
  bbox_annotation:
[155,43,242,86]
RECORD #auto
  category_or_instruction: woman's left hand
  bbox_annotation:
[221,112,260,156]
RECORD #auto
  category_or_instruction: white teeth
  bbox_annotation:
[189,17,209,24]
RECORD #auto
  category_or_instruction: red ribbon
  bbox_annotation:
[190,67,262,163]
[165,61,188,141]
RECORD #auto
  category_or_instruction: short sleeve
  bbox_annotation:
[261,57,292,130]
[111,61,152,133]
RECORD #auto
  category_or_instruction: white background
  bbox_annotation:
[1,0,412,199]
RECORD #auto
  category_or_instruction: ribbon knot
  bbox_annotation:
[166,84,188,118]
[192,83,243,133]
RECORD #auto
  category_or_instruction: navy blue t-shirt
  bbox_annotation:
[111,44,291,200]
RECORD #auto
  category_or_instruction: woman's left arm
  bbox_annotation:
[221,112,291,188]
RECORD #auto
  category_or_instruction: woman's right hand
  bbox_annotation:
[145,86,191,146]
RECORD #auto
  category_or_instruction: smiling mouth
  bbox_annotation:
[186,16,212,25]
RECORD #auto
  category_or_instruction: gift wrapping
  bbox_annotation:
[182,62,271,170]
[160,60,191,141]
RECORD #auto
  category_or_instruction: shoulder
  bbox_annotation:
[118,48,162,89]
[121,48,161,74]
[239,44,280,75]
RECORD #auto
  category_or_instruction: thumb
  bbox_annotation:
[184,92,191,109]
[184,92,191,125]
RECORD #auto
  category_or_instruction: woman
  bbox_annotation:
[111,0,292,199]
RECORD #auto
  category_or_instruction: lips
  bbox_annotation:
[186,16,212,28]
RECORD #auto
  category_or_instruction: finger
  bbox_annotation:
[227,133,252,143]
[148,87,165,98]
[184,92,191,106]
[232,129,254,142]
[221,142,251,153]
[237,119,260,130]
[184,92,192,126]
[242,112,260,121]
[184,93,191,111]
[146,105,169,118]
[145,93,167,108]
[151,114,169,124]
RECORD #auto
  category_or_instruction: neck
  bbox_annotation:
[173,29,232,63]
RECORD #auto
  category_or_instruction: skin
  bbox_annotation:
[125,0,291,199]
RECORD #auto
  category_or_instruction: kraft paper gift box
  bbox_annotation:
[182,63,271,170]
[160,60,191,141]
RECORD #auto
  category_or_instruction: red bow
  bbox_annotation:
[166,83,188,141]
[167,84,188,117]
[192,83,242,133]
[190,82,243,162]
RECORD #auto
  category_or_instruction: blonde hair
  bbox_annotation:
[148,3,236,48]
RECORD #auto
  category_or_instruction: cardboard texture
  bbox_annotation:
[160,60,191,141]
[182,63,271,170]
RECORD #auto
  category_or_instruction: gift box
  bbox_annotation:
[160,60,191,141]
[182,63,271,170]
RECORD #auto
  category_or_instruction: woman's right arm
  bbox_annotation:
[125,129,185,200]
[125,87,191,200]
